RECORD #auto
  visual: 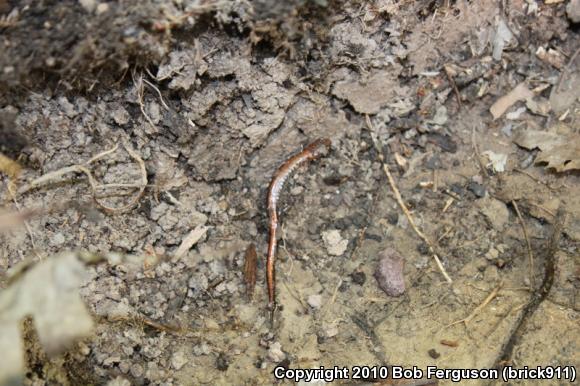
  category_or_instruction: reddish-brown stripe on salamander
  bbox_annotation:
[266,138,331,320]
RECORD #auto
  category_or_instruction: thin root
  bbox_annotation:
[366,115,452,283]
[447,283,502,328]
[512,200,534,288]
[18,142,148,214]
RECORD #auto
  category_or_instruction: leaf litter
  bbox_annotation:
[514,123,580,172]
[0,253,93,385]
[0,0,579,384]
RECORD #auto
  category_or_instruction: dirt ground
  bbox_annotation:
[0,0,579,385]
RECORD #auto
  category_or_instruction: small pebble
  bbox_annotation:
[307,294,323,309]
[322,323,339,338]
[468,181,486,198]
[485,247,499,260]
[78,342,91,356]
[107,377,131,386]
[96,2,110,14]
[321,229,348,256]
[79,0,96,12]
[171,350,188,370]
[193,343,210,356]
[130,363,144,378]
[267,342,286,362]
[118,361,130,374]
[51,232,66,246]
[374,248,406,297]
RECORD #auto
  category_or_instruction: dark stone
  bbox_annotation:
[426,133,458,153]
[417,243,429,255]
[350,271,366,286]
[216,353,229,371]
[428,349,440,359]
[467,181,486,198]
[450,183,464,196]
[387,212,399,225]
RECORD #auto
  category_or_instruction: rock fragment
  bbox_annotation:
[321,229,348,256]
[374,248,406,297]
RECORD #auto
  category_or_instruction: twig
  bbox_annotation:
[111,314,183,334]
[18,142,119,195]
[366,116,452,283]
[133,71,157,130]
[86,143,119,164]
[527,202,556,218]
[471,126,489,179]
[444,64,462,110]
[442,197,454,213]
[446,283,502,328]
[321,277,343,319]
[143,78,170,111]
[511,200,534,288]
[108,143,148,214]
[173,225,209,260]
[351,314,388,365]
[513,168,557,192]
[18,165,88,195]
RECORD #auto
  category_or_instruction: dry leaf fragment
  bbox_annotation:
[535,145,580,172]
[513,125,580,172]
[550,70,580,114]
[0,253,94,384]
[482,150,508,172]
[173,225,209,259]
[492,18,515,60]
[535,47,565,69]
[332,70,403,114]
[490,82,534,119]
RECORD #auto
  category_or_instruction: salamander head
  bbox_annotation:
[305,138,331,159]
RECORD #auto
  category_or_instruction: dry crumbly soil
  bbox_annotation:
[0,0,579,385]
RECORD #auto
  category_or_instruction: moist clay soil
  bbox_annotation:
[0,0,579,385]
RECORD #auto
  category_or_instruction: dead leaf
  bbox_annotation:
[535,46,565,69]
[482,150,508,172]
[332,70,403,114]
[549,70,580,114]
[492,18,515,60]
[0,253,94,384]
[525,97,551,116]
[535,144,580,172]
[490,82,534,119]
[513,124,580,172]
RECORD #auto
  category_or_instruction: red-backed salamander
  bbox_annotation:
[266,138,331,323]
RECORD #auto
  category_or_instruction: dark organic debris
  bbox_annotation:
[243,243,258,300]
